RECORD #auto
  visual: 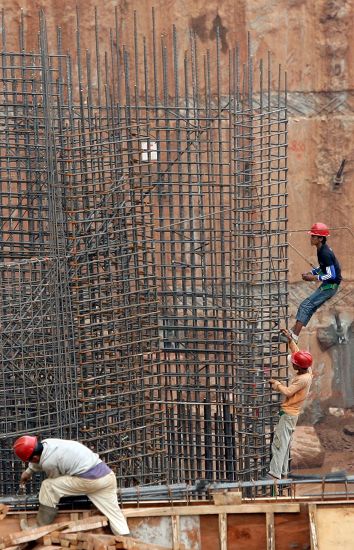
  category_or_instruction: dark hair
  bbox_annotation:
[30,441,43,460]
[320,236,327,245]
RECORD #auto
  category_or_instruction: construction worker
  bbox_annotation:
[281,222,341,343]
[266,329,313,479]
[12,436,130,536]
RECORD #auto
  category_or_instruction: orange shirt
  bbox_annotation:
[273,369,313,416]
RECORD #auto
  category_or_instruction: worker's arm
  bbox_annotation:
[289,338,299,355]
[20,471,32,484]
[316,265,337,282]
[302,272,318,281]
[316,247,338,282]
[305,267,336,282]
[280,329,299,354]
[20,462,42,484]
[26,462,42,474]
[270,376,308,397]
[271,330,301,395]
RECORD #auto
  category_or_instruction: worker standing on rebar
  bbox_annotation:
[12,437,130,536]
[266,329,313,480]
[280,222,341,343]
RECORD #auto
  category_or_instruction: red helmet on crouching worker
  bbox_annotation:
[308,222,330,237]
[13,435,38,461]
[291,350,313,370]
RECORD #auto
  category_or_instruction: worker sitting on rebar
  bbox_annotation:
[280,222,341,343]
[266,329,313,480]
[12,436,130,536]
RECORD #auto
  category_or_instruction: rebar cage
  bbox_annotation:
[0,9,288,495]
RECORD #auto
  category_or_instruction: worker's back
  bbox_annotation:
[30,439,102,478]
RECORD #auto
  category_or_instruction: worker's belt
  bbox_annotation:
[320,283,339,291]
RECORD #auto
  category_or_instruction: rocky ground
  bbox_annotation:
[293,410,354,477]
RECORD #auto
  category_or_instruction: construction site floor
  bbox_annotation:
[1,497,354,550]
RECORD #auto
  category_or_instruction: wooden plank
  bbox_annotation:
[44,532,61,545]
[171,515,180,550]
[62,517,108,534]
[212,492,242,506]
[1,516,106,549]
[78,534,115,550]
[218,513,227,550]
[266,512,274,550]
[313,505,354,550]
[1,521,71,547]
[115,535,172,550]
[200,512,276,550]
[43,535,54,546]
[123,503,300,518]
[308,504,319,550]
[0,506,9,521]
[59,539,71,547]
[59,534,79,542]
[269,505,310,550]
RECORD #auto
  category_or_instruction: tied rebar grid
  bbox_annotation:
[147,34,288,482]
[0,9,287,495]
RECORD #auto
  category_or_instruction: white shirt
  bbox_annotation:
[25,439,102,478]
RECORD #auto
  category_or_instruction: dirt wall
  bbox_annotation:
[2,0,351,269]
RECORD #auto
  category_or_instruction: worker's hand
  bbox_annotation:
[302,273,317,282]
[269,379,279,390]
[20,471,32,485]
[17,483,26,495]
[280,328,292,342]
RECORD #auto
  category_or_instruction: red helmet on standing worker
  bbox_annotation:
[13,435,38,461]
[308,222,330,237]
[291,350,313,369]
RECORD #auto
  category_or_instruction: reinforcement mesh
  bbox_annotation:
[0,11,288,494]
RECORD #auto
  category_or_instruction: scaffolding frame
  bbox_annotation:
[0,9,288,495]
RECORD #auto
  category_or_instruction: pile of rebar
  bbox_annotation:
[0,9,288,495]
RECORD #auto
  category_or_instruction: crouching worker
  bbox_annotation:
[13,436,130,535]
[267,330,313,479]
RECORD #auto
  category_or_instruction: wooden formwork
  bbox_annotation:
[1,499,354,549]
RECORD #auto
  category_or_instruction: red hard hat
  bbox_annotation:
[308,222,330,237]
[291,350,313,369]
[13,436,38,461]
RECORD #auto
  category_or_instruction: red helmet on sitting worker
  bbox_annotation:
[308,222,330,237]
[291,350,313,369]
[13,435,38,461]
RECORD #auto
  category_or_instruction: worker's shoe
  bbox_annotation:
[261,473,279,481]
[20,504,57,531]
[36,504,58,526]
[261,473,279,497]
[276,330,299,344]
